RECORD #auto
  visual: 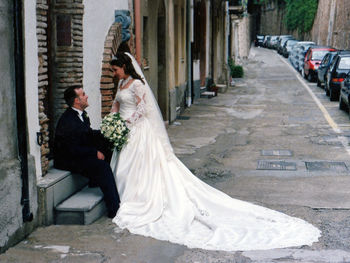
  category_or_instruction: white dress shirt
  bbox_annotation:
[72,107,84,122]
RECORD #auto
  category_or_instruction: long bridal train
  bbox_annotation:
[109,52,320,251]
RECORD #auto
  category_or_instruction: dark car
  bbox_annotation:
[277,35,294,54]
[263,35,270,48]
[317,51,338,87]
[282,39,298,58]
[339,72,350,116]
[303,46,336,82]
[255,35,264,47]
[325,52,350,101]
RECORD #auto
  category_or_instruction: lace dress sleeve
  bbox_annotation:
[127,80,147,126]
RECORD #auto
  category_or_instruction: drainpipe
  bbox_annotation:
[14,0,33,222]
[134,0,141,64]
[186,0,193,106]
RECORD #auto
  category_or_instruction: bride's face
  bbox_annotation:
[111,65,127,79]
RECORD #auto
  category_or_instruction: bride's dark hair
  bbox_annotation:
[110,52,145,84]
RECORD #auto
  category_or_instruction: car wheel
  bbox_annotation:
[339,96,347,111]
[317,78,321,87]
[307,73,313,82]
[325,83,330,96]
[330,87,338,101]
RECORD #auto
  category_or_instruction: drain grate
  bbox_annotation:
[257,160,297,171]
[305,161,348,172]
[177,116,190,120]
[261,150,293,156]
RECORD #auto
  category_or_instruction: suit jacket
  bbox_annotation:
[54,107,109,172]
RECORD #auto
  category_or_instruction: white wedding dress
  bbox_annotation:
[109,54,320,251]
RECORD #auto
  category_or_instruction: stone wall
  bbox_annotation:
[258,0,350,47]
[258,0,311,41]
[0,0,37,252]
[259,0,288,35]
[36,0,50,174]
[311,0,350,49]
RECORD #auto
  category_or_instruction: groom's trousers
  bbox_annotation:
[80,157,120,217]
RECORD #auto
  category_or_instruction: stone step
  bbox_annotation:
[55,186,106,225]
[38,168,89,225]
[200,91,216,98]
[215,84,227,93]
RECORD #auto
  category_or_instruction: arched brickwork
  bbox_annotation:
[100,23,123,117]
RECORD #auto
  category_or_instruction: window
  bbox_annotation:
[338,57,350,69]
[56,15,71,46]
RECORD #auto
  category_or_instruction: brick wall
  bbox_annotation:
[36,0,84,175]
[100,23,123,117]
[36,0,50,174]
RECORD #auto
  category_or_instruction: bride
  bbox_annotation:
[109,52,320,251]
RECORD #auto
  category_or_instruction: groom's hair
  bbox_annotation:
[64,85,81,107]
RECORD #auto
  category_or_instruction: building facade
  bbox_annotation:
[0,0,237,252]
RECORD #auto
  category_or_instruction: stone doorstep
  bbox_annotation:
[215,84,227,93]
[55,186,106,225]
[200,91,216,98]
[37,168,89,225]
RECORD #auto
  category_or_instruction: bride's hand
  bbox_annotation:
[111,100,120,113]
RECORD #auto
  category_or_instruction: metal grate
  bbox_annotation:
[177,116,190,120]
[261,150,293,156]
[305,161,348,172]
[257,160,297,171]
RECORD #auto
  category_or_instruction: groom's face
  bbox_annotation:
[74,88,89,110]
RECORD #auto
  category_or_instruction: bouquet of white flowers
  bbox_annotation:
[100,112,129,152]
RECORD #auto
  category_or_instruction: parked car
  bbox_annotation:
[289,41,315,70]
[325,52,350,101]
[268,35,279,49]
[316,51,338,87]
[263,35,270,48]
[297,43,316,73]
[339,72,350,115]
[255,35,264,47]
[277,35,294,54]
[282,39,299,58]
[303,46,336,82]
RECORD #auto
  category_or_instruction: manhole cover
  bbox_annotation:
[261,150,293,156]
[177,116,190,120]
[305,161,348,172]
[257,160,297,171]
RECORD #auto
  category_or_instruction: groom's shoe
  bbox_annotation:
[107,210,117,218]
[88,180,98,188]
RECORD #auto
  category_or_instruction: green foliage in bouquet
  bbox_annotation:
[100,112,130,152]
[228,57,244,78]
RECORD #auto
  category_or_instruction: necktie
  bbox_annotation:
[82,111,89,125]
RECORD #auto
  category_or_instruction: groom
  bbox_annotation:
[54,85,120,218]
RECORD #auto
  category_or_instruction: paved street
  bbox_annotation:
[3,46,350,262]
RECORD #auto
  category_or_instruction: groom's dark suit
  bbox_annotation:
[54,107,120,217]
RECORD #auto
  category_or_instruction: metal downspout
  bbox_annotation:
[134,0,141,64]
[186,0,193,106]
[14,0,33,222]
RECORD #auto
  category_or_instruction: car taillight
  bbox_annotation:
[332,78,345,82]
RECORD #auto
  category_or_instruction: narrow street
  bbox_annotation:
[3,47,350,262]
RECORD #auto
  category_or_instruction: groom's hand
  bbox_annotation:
[97,151,105,160]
